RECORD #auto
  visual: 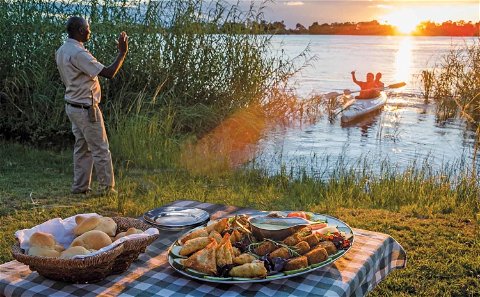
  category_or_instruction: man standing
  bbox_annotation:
[56,16,128,195]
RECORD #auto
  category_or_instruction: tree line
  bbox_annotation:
[253,20,480,36]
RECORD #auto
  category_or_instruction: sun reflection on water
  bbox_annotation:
[394,37,413,84]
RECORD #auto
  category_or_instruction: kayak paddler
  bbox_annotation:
[351,71,381,99]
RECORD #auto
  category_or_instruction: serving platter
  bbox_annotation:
[167,211,354,284]
[143,207,210,230]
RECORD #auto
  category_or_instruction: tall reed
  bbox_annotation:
[420,69,434,104]
[419,39,480,172]
[0,0,300,168]
[420,39,480,122]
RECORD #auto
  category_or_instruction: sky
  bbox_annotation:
[233,0,480,30]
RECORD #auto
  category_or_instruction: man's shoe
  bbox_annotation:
[71,188,92,195]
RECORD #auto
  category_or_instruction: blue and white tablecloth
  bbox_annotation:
[0,200,406,297]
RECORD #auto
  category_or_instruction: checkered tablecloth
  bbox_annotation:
[0,200,406,297]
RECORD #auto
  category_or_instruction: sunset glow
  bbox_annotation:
[377,2,480,35]
[381,10,420,34]
[262,1,480,31]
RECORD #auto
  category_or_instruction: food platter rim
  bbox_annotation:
[166,211,355,283]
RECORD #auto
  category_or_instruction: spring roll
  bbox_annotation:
[179,237,211,256]
[229,260,268,278]
[233,253,256,265]
[179,228,208,245]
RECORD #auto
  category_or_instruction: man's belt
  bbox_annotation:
[66,102,92,109]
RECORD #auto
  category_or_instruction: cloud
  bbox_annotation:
[370,4,393,9]
[284,1,304,6]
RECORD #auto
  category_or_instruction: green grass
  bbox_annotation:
[1,142,479,296]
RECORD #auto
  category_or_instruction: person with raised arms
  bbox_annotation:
[350,71,380,99]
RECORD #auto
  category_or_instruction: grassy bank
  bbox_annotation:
[1,142,479,296]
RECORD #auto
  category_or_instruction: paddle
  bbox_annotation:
[333,82,406,116]
[345,82,406,95]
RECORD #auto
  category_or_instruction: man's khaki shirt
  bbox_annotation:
[56,38,105,105]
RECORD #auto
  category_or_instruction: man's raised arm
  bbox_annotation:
[351,70,360,86]
[99,31,128,79]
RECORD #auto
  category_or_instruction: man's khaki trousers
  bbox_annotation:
[65,104,115,193]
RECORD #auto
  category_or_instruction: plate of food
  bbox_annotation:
[167,211,353,283]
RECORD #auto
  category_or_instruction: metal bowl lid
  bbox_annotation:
[143,207,210,230]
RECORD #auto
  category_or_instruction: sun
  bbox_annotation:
[381,10,420,34]
[393,19,419,35]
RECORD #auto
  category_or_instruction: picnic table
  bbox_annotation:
[0,200,406,297]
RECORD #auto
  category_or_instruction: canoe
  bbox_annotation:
[339,92,387,123]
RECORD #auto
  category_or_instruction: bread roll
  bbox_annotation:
[96,217,117,236]
[71,230,112,250]
[113,227,143,241]
[74,216,117,236]
[54,244,65,252]
[28,246,60,258]
[74,216,101,236]
[60,246,91,259]
[126,227,143,236]
[27,232,63,257]
[114,232,126,241]
[75,215,87,225]
[29,232,56,248]
[73,215,117,236]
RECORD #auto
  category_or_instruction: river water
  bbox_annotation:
[253,35,477,176]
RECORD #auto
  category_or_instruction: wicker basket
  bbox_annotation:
[12,217,159,283]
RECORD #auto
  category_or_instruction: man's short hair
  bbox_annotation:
[66,16,86,36]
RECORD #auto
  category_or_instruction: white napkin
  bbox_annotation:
[15,213,159,259]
